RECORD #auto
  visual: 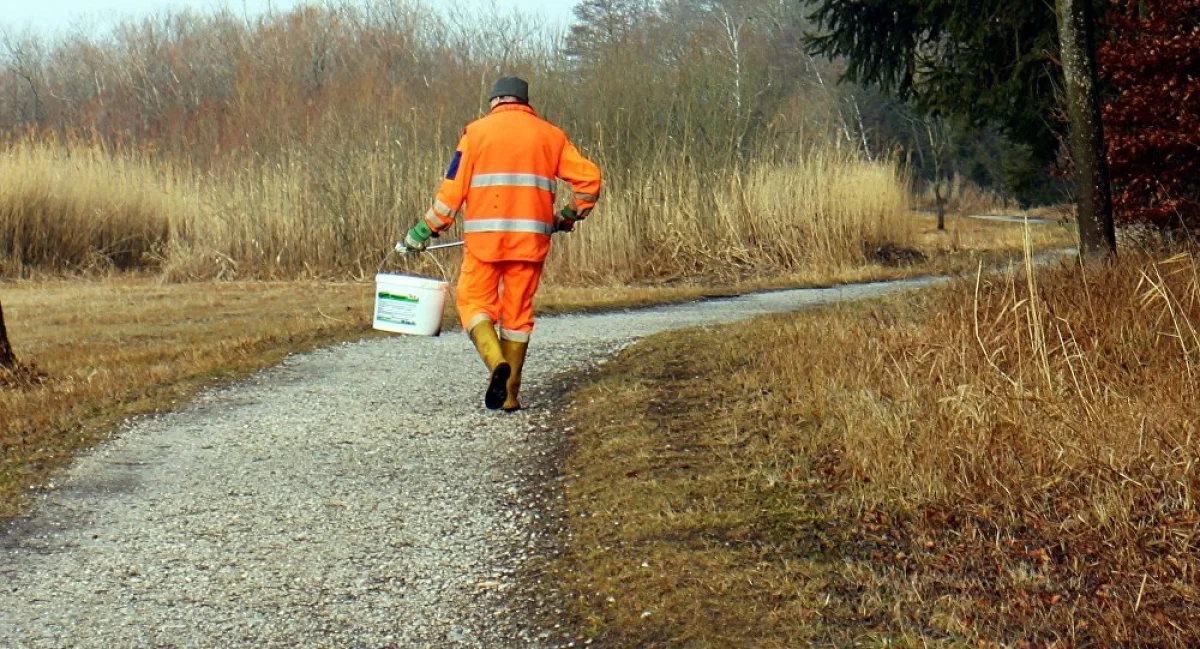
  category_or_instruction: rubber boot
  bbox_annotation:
[469,320,510,410]
[500,339,528,412]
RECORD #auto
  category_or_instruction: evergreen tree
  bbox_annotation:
[805,0,1117,256]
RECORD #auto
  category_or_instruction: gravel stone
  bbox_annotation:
[0,278,944,647]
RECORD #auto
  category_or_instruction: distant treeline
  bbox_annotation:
[0,0,1063,205]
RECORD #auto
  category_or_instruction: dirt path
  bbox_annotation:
[0,277,944,648]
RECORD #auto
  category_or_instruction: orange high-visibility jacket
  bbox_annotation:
[421,103,602,263]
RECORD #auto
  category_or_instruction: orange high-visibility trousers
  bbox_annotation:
[457,249,544,342]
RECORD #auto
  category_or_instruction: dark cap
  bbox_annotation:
[489,76,530,104]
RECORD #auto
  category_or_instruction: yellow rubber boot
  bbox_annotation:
[500,339,528,412]
[469,320,510,410]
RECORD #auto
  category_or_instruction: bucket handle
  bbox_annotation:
[398,240,465,253]
[378,240,463,282]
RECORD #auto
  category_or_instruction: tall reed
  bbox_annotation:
[0,138,915,283]
[0,142,202,275]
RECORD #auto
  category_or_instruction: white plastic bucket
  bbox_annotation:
[373,273,449,337]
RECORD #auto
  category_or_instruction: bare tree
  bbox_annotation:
[566,0,652,58]
[911,115,953,230]
[1057,0,1116,258]
[1,27,47,124]
[847,92,873,161]
[0,297,15,372]
[715,5,760,157]
[798,52,876,157]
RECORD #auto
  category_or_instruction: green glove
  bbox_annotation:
[404,221,435,252]
[555,207,581,233]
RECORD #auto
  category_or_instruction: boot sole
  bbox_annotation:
[485,363,511,410]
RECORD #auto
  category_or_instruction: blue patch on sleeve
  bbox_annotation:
[446,151,463,180]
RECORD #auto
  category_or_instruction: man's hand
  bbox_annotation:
[404,221,436,252]
[555,207,581,233]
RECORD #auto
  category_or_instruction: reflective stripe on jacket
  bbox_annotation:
[422,103,603,263]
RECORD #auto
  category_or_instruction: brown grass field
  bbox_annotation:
[0,214,1072,520]
[554,248,1200,648]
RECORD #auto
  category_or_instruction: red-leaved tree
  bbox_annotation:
[1099,0,1200,228]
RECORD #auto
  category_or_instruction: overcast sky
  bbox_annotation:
[3,0,574,34]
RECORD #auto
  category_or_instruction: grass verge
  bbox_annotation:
[554,249,1200,647]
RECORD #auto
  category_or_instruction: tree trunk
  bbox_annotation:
[1057,0,1117,259]
[935,182,946,231]
[0,297,16,371]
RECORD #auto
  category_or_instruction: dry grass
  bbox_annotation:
[911,213,1075,256]
[549,154,917,284]
[555,246,1200,647]
[0,142,203,275]
[0,140,918,284]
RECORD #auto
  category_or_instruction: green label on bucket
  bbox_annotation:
[376,292,422,326]
[378,292,419,303]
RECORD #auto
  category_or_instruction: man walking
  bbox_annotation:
[404,76,602,411]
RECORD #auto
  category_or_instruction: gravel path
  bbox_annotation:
[0,276,943,648]
[909,209,1063,225]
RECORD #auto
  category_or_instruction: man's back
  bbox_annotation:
[467,107,565,184]
[459,104,572,262]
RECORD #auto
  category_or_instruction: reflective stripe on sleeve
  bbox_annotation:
[424,209,453,230]
[471,173,557,193]
[464,219,555,235]
[573,192,599,204]
[433,199,455,218]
